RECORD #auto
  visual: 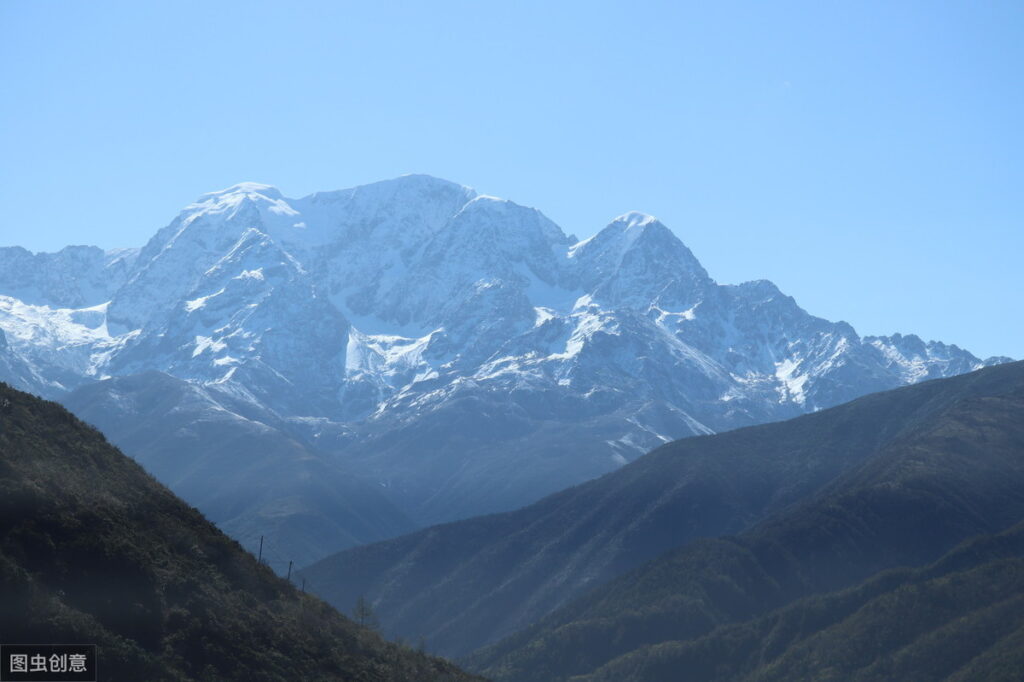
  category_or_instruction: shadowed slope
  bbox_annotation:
[0,381,480,682]
[470,362,1024,680]
[575,522,1024,682]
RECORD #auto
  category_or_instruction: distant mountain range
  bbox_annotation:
[303,360,1024,681]
[0,380,480,682]
[0,176,1011,566]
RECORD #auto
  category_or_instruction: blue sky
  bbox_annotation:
[1,1,1021,358]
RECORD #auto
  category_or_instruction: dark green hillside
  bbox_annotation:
[577,522,1024,682]
[0,382,481,682]
[470,363,1024,680]
[303,361,1024,658]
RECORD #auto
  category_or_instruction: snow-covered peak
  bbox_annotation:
[304,174,475,208]
[599,212,675,257]
[569,212,711,309]
[729,279,786,303]
[0,174,1013,533]
[5,174,1010,427]
[183,182,296,224]
[282,174,478,250]
[389,173,474,195]
[573,212,688,262]
[196,182,284,201]
[610,210,661,230]
[450,194,570,246]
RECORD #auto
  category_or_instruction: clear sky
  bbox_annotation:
[1,1,1021,359]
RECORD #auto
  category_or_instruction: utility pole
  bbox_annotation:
[301,578,306,593]
[287,560,293,581]
[258,535,264,564]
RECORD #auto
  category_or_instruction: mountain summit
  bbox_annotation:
[0,176,1010,562]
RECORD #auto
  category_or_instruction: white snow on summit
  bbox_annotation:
[0,174,1010,523]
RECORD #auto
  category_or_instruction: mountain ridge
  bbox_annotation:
[0,175,1011,559]
[301,361,1024,660]
[573,521,1024,682]
[462,360,1024,680]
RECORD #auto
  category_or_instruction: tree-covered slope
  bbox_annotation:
[0,381,481,682]
[575,522,1024,682]
[469,362,1024,680]
[302,361,1024,658]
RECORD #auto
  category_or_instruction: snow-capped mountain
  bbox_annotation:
[0,175,1010,553]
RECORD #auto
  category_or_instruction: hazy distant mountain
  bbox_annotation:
[0,176,1010,557]
[0,381,480,682]
[301,361,1024,668]
[62,371,417,568]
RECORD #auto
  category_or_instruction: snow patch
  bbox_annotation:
[534,307,555,327]
[774,357,808,405]
[235,269,264,281]
[185,288,225,312]
[193,335,227,357]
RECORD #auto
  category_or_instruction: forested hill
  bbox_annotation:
[0,381,482,682]
[303,360,1024,659]
[469,360,1024,681]
[578,521,1024,682]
